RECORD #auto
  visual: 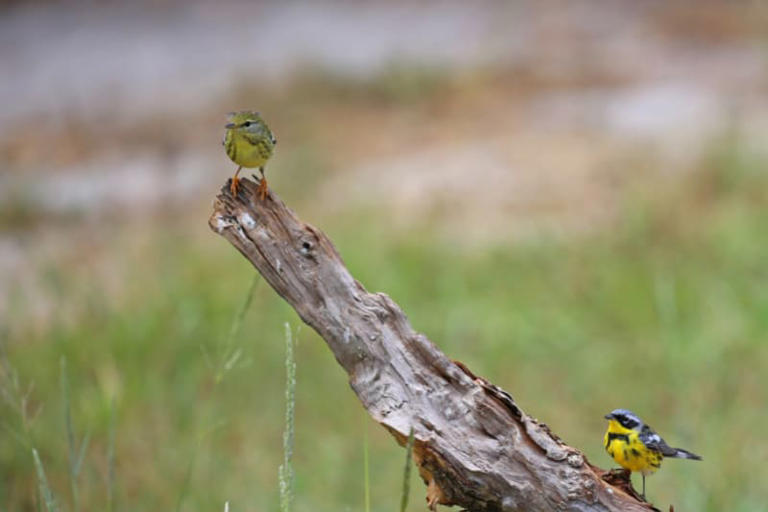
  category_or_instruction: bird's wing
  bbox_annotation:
[639,425,678,456]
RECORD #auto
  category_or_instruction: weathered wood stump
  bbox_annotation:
[209,178,652,512]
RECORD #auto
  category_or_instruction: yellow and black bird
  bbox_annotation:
[604,409,701,500]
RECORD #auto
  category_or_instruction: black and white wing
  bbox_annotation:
[639,425,678,456]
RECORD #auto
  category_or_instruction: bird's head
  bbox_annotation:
[225,111,266,134]
[604,409,643,430]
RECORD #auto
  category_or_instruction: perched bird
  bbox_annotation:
[604,409,701,500]
[223,111,276,199]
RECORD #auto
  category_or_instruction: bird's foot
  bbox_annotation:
[230,176,240,196]
[257,177,268,200]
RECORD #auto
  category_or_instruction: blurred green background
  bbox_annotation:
[1,1,767,511]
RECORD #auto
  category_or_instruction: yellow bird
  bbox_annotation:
[223,111,276,199]
[604,409,701,500]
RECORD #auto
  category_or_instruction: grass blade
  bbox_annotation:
[32,448,59,512]
[0,334,35,445]
[363,414,370,512]
[74,432,90,477]
[216,275,260,383]
[61,357,84,512]
[227,275,259,342]
[278,323,296,512]
[107,397,116,512]
[2,336,56,511]
[399,427,415,512]
[179,277,260,511]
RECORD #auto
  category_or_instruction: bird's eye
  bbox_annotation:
[242,121,251,127]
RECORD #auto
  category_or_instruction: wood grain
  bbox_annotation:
[209,178,652,512]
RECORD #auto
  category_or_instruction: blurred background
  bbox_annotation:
[1,1,767,510]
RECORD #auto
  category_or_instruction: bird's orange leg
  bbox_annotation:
[230,166,243,195]
[257,167,268,200]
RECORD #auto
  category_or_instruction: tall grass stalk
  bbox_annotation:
[0,334,39,446]
[61,357,89,512]
[363,414,370,512]
[32,448,59,512]
[278,323,296,512]
[213,275,260,384]
[177,276,260,511]
[107,397,116,512]
[399,427,415,512]
[1,336,59,511]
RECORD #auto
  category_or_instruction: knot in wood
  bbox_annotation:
[297,230,319,259]
[566,452,584,468]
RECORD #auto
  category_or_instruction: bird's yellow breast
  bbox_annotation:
[224,130,274,168]
[604,420,662,475]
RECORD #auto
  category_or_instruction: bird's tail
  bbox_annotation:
[670,448,702,460]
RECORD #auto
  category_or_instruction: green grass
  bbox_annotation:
[399,427,415,512]
[1,147,767,511]
[32,448,58,512]
[279,323,296,512]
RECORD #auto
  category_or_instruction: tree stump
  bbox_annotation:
[209,178,652,512]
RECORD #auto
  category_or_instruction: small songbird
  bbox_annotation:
[604,409,701,500]
[223,111,276,199]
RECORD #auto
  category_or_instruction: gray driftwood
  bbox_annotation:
[209,178,652,512]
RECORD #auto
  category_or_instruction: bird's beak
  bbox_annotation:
[225,123,236,129]
[604,413,613,420]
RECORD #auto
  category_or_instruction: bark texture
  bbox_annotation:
[209,178,653,512]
